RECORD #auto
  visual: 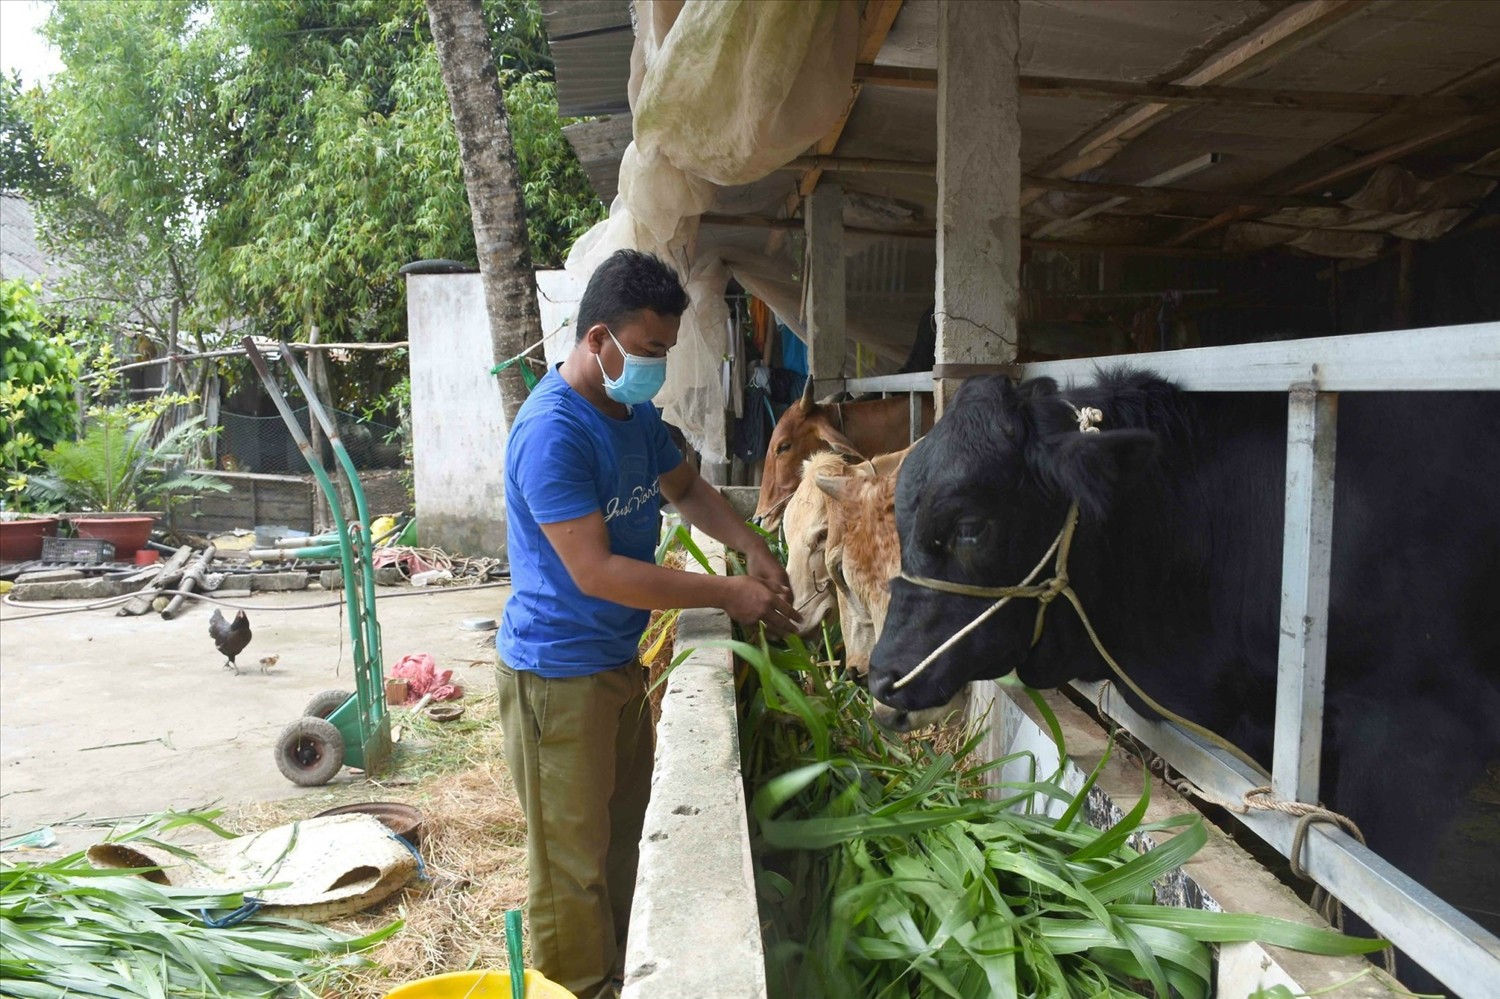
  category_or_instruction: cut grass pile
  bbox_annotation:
[732,635,1387,999]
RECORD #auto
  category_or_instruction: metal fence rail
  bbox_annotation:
[843,321,1500,996]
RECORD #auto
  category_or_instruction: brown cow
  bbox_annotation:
[783,447,968,730]
[754,380,934,530]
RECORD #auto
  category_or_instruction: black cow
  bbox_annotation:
[870,369,1500,928]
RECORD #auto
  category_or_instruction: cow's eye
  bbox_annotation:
[775,442,792,455]
[952,516,987,546]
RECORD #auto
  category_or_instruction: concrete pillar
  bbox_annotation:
[804,181,846,397]
[935,0,1021,412]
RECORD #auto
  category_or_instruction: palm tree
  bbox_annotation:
[426,0,543,432]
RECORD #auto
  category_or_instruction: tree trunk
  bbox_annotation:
[426,0,542,431]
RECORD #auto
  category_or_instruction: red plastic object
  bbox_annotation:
[72,516,155,558]
[0,516,59,562]
[134,548,161,565]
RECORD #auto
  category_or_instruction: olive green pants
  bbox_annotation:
[495,659,654,999]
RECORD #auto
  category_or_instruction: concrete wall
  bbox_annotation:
[624,529,767,999]
[405,272,509,559]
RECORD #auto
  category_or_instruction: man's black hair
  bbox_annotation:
[575,250,690,341]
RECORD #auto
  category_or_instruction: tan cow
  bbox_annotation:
[782,450,847,636]
[754,380,935,530]
[781,445,968,730]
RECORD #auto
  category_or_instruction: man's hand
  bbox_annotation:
[745,543,793,603]
[722,575,801,640]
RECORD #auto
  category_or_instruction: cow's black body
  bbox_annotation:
[871,369,1500,898]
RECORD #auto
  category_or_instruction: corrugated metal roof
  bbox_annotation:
[539,0,634,118]
[542,0,1500,260]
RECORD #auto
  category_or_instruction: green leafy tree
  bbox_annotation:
[16,0,601,416]
[0,279,79,508]
[32,0,223,343]
[0,71,65,198]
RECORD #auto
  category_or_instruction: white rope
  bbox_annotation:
[891,516,1069,690]
[1063,399,1104,433]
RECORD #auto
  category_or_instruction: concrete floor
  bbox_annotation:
[0,582,509,851]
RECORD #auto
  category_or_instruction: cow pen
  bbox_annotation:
[623,326,1500,999]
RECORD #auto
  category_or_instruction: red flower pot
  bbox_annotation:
[72,516,156,558]
[0,516,59,562]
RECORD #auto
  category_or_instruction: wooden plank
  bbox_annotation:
[1024,174,1326,211]
[561,114,633,163]
[703,213,1246,257]
[857,63,1485,116]
[118,545,195,616]
[1020,74,1481,115]
[1032,153,1220,239]
[784,155,934,175]
[537,0,631,41]
[1021,0,1373,206]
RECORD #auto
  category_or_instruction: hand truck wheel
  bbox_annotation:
[274,716,346,787]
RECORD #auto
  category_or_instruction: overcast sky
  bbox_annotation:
[1,1,63,88]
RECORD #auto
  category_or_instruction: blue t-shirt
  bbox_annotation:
[498,367,683,677]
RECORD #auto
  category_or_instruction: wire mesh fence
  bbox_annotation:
[218,406,404,475]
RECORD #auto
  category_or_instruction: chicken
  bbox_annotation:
[209,609,252,675]
[258,654,279,675]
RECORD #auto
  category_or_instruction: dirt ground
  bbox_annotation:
[0,582,510,851]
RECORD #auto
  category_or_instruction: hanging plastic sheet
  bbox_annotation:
[566,0,858,463]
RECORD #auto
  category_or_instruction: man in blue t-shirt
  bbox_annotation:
[497,250,797,999]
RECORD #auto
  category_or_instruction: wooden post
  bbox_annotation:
[160,544,217,620]
[1394,240,1414,329]
[804,181,846,398]
[935,0,1021,413]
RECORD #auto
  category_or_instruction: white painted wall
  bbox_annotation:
[404,270,593,561]
[405,272,510,560]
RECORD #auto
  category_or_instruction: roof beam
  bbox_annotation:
[1021,0,1374,206]
[1024,174,1329,212]
[855,64,1485,116]
[1165,112,1500,246]
[701,213,1242,258]
[1032,153,1220,239]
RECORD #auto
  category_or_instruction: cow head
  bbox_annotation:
[754,379,862,530]
[868,376,1157,715]
[782,450,855,636]
[817,447,970,731]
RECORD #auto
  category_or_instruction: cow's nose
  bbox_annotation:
[871,700,913,732]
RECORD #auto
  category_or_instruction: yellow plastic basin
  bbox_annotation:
[384,969,575,999]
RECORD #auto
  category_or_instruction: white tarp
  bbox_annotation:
[566,0,857,462]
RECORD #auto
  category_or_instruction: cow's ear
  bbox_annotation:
[815,474,848,501]
[825,435,866,463]
[1039,429,1159,521]
[798,377,817,413]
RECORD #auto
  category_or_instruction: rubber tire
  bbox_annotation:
[274,716,346,787]
[304,690,353,719]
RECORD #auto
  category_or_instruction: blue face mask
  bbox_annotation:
[596,327,668,405]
